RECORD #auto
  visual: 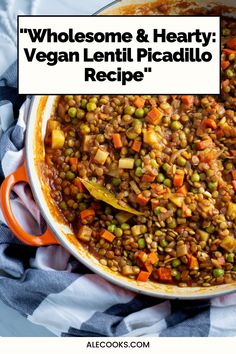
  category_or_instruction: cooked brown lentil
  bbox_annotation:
[43,15,236,287]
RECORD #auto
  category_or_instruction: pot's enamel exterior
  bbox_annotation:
[7,1,236,298]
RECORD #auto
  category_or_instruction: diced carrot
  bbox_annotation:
[221,60,230,70]
[198,150,217,163]
[182,204,192,218]
[187,255,199,270]
[134,97,145,108]
[181,95,194,106]
[136,193,150,206]
[148,252,159,265]
[112,133,123,149]
[173,173,184,187]
[204,118,217,130]
[232,170,236,180]
[197,139,212,150]
[176,184,188,196]
[74,177,86,192]
[146,107,163,125]
[69,157,78,165]
[80,208,95,221]
[151,199,159,210]
[137,271,151,282]
[156,267,172,282]
[100,230,115,243]
[232,180,236,192]
[226,37,236,50]
[142,173,156,183]
[217,256,225,266]
[181,270,189,281]
[223,48,236,55]
[144,262,153,273]
[131,139,142,152]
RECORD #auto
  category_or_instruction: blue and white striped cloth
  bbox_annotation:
[0,0,236,337]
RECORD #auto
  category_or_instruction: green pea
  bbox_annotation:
[65,171,75,180]
[80,99,87,108]
[105,206,112,215]
[143,107,149,116]
[76,193,84,201]
[162,163,170,172]
[213,269,224,278]
[108,224,116,233]
[64,95,73,102]
[163,178,172,187]
[226,69,234,78]
[59,201,67,210]
[121,223,130,230]
[68,107,77,118]
[225,162,233,170]
[171,121,182,131]
[226,253,234,263]
[172,259,181,268]
[191,173,200,182]
[138,238,146,249]
[157,173,165,183]
[124,105,135,115]
[205,224,215,234]
[174,271,181,281]
[160,239,168,248]
[223,28,230,36]
[115,228,123,237]
[112,178,121,186]
[79,202,88,211]
[168,219,177,229]
[80,124,90,135]
[176,156,187,167]
[135,167,143,177]
[65,148,73,156]
[135,108,144,118]
[90,97,98,104]
[154,206,162,215]
[86,102,97,112]
[135,159,142,167]
[77,109,85,119]
[208,181,218,190]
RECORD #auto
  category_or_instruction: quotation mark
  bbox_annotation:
[20,28,28,33]
[144,67,152,73]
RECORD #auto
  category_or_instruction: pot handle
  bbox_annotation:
[0,164,59,246]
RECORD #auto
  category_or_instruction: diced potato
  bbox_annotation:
[94,148,109,165]
[143,129,160,146]
[82,135,93,152]
[131,225,147,236]
[176,244,188,257]
[220,236,236,252]
[118,158,134,169]
[51,129,65,149]
[227,202,236,220]
[77,225,92,242]
[197,230,209,242]
[121,265,134,276]
[115,211,133,224]
[47,119,60,132]
[169,194,184,208]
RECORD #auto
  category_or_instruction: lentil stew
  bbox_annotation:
[43,15,236,288]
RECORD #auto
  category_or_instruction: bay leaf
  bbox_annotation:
[80,178,143,216]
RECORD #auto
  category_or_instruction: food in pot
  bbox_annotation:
[43,16,236,287]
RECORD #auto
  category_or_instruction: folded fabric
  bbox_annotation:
[0,0,236,338]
